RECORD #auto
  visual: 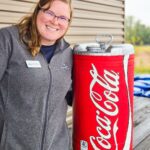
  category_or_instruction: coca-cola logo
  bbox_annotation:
[89,64,120,150]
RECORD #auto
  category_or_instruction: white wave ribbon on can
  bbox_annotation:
[123,54,132,150]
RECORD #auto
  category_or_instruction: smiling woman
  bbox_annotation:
[36,0,71,45]
[0,0,74,150]
[18,0,73,56]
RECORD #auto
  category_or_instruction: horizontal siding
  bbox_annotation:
[0,0,125,44]
[0,0,125,126]
[66,35,124,44]
[68,27,123,35]
[0,11,26,24]
[73,1,124,15]
[0,12,124,27]
[74,9,124,21]
[0,0,35,12]
[82,0,124,7]
[66,107,73,128]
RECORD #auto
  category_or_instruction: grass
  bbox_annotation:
[134,45,150,74]
[134,45,150,54]
[135,67,150,74]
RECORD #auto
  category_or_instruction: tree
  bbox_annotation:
[125,16,150,45]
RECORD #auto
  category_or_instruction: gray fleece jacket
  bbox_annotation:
[0,26,72,150]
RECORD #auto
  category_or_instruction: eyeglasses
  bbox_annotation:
[40,8,70,25]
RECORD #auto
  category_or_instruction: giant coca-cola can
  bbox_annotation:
[73,35,134,150]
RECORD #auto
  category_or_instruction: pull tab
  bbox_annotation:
[96,34,113,51]
[86,34,113,53]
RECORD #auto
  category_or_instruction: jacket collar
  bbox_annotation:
[55,38,70,53]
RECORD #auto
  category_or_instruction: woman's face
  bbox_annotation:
[36,0,71,45]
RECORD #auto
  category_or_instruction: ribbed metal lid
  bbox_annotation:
[73,35,134,56]
[73,44,134,56]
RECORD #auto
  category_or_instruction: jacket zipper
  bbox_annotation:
[40,56,52,150]
[40,48,68,150]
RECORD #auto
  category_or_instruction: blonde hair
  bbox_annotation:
[17,0,73,56]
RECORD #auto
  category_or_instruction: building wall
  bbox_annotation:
[0,0,125,44]
[0,0,125,127]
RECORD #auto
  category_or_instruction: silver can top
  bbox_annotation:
[73,35,134,56]
[86,34,113,53]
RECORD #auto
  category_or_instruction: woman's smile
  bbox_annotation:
[45,25,59,31]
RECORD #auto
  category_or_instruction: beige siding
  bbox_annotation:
[0,0,125,127]
[0,0,125,44]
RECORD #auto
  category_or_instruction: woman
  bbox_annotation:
[0,0,73,149]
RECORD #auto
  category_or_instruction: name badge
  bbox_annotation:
[26,60,41,68]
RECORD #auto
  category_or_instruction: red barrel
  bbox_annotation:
[73,42,134,150]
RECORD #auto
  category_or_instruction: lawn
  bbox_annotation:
[134,45,150,74]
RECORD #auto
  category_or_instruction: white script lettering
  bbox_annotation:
[89,64,119,149]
